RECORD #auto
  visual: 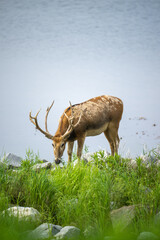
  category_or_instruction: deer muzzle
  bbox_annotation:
[55,158,61,165]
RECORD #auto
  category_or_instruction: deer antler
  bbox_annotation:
[63,102,82,140]
[45,101,54,134]
[29,101,55,140]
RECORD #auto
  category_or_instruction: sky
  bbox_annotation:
[0,0,160,162]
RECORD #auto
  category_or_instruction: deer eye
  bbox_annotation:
[61,143,65,148]
[52,143,55,148]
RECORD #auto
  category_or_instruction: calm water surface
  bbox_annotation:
[0,0,160,161]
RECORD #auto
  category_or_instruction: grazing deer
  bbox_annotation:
[29,95,123,164]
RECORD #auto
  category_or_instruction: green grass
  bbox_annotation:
[0,148,160,239]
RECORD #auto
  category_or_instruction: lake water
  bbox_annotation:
[0,0,160,161]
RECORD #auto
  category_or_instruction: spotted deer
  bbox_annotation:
[29,95,123,164]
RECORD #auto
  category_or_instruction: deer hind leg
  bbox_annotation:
[104,122,120,156]
[67,141,74,163]
[116,134,120,153]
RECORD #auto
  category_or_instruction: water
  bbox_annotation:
[0,0,160,161]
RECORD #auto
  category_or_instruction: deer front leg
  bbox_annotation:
[77,136,85,160]
[67,141,74,163]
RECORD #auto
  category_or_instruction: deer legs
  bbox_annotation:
[67,141,74,163]
[104,122,120,156]
[67,136,85,163]
[67,125,120,163]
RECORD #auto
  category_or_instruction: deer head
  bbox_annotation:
[29,101,82,164]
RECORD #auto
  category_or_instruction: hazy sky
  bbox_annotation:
[0,0,160,162]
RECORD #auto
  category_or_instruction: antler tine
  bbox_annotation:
[29,107,54,140]
[69,101,74,125]
[64,101,74,125]
[29,109,41,127]
[45,100,54,133]
[73,106,82,128]
[63,102,82,140]
[69,101,73,114]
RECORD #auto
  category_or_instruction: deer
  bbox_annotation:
[29,95,123,164]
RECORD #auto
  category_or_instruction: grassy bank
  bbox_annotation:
[0,148,160,239]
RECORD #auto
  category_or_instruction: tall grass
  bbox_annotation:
[0,148,160,239]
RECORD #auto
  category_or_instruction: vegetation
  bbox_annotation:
[0,147,160,239]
